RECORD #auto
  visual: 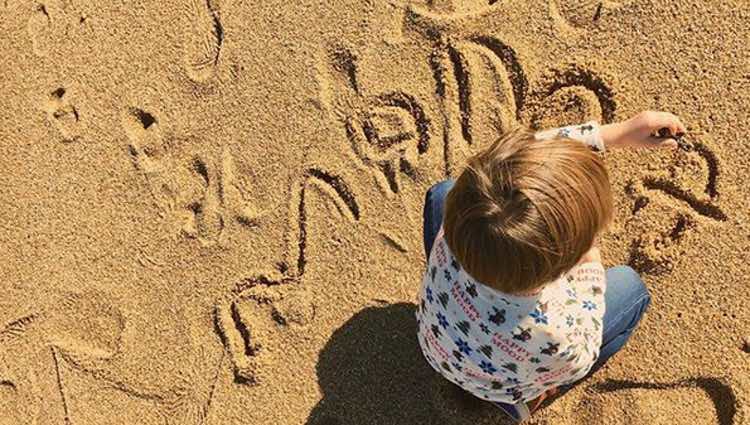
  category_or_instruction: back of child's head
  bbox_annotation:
[444,126,613,294]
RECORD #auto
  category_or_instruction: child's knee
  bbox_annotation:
[608,266,650,304]
[429,179,454,199]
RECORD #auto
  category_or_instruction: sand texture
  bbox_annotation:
[1,0,749,424]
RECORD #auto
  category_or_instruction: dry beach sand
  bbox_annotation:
[1,0,749,423]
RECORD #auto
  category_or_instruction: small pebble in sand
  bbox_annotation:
[743,337,750,353]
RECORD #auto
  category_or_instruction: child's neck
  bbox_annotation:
[514,286,544,297]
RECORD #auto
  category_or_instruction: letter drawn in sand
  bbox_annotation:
[214,167,359,384]
[325,46,433,194]
[184,0,224,82]
[626,140,727,275]
[424,29,616,176]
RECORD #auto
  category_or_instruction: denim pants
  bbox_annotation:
[422,180,651,395]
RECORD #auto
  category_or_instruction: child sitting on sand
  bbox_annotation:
[416,111,686,422]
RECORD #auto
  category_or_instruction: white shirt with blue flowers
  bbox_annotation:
[415,122,607,404]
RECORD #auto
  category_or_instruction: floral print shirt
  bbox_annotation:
[415,121,607,404]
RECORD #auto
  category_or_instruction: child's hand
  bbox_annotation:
[600,111,687,149]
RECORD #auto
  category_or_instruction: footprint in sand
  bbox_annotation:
[624,139,727,275]
[214,285,315,384]
[2,290,217,424]
[183,0,224,82]
[43,291,126,361]
[26,1,54,56]
[573,377,742,425]
[0,365,40,425]
[26,0,84,57]
[0,290,127,425]
[0,290,126,361]
[42,87,82,143]
[123,107,260,245]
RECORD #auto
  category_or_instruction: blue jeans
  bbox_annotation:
[422,180,651,394]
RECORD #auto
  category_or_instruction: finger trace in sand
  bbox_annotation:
[453,39,521,145]
[431,36,526,175]
[627,211,696,275]
[467,36,527,121]
[214,168,356,383]
[642,177,727,222]
[625,142,726,275]
[344,93,430,194]
[214,286,314,385]
[551,0,627,29]
[184,0,223,82]
[533,63,617,125]
[237,166,360,289]
[328,46,432,195]
[50,348,72,425]
[575,377,740,425]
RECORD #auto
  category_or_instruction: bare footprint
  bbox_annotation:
[214,285,315,384]
[405,0,501,19]
[425,0,499,15]
[42,87,81,142]
[0,291,125,425]
[183,0,223,82]
[574,377,740,425]
[1,290,126,361]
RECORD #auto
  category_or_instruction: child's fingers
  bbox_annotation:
[647,133,679,149]
[654,111,686,135]
[659,138,679,149]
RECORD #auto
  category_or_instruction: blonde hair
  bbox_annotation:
[443,126,613,294]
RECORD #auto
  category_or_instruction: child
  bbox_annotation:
[416,111,686,422]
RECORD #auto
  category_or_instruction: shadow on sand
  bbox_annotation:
[305,302,513,425]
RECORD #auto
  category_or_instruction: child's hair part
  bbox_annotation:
[443,126,613,294]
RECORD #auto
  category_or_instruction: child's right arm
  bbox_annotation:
[534,121,606,152]
[534,110,687,151]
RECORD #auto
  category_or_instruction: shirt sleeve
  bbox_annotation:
[533,121,606,152]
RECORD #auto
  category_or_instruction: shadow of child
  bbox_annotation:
[306,302,513,425]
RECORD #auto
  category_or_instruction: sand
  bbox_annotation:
[1,0,749,423]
